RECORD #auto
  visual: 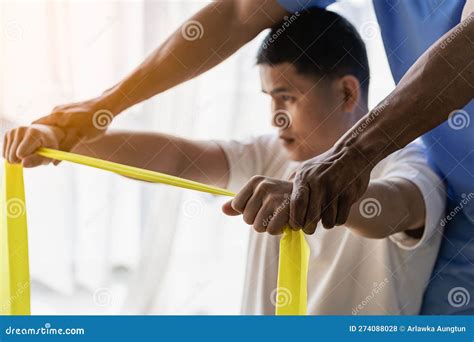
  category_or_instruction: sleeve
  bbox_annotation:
[378,140,446,250]
[277,0,336,13]
[213,134,288,193]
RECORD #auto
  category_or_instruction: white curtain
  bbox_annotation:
[0,0,394,314]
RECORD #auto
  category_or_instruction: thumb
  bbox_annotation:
[222,199,241,216]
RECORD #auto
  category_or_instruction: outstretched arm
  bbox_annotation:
[222,176,425,238]
[3,125,230,188]
[34,0,288,153]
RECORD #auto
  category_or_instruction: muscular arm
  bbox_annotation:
[346,11,474,167]
[36,0,289,151]
[291,8,474,232]
[102,0,289,115]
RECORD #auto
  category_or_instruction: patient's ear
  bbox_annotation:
[338,75,361,113]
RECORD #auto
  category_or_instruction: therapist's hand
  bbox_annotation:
[289,143,372,234]
[33,94,121,154]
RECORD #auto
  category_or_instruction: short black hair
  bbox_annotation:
[257,8,370,97]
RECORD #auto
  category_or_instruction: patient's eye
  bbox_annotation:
[281,95,295,102]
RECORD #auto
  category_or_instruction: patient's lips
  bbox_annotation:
[279,134,295,147]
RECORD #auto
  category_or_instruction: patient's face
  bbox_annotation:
[260,63,357,161]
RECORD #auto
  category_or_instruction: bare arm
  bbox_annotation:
[3,125,230,189]
[345,178,424,239]
[222,176,424,237]
[36,0,288,151]
[72,131,230,188]
[290,10,474,232]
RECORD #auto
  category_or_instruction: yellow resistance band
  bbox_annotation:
[1,148,309,315]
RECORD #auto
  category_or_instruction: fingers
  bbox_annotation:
[22,155,51,168]
[3,130,10,160]
[3,126,53,166]
[265,205,288,235]
[302,185,322,234]
[335,194,352,226]
[289,178,309,229]
[321,198,337,229]
[17,129,43,160]
[222,200,240,216]
[230,176,263,214]
[252,200,277,233]
[8,128,25,164]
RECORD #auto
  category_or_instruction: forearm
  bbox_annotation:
[340,13,474,166]
[345,178,425,239]
[71,131,229,187]
[100,0,287,116]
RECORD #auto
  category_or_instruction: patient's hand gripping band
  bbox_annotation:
[1,148,309,315]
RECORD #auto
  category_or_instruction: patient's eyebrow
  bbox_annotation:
[262,87,291,95]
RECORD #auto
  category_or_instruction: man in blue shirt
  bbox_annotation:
[11,0,473,314]
[276,0,473,315]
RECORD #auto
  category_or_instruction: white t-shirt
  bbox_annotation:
[216,134,445,315]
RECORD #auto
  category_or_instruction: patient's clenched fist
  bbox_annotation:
[3,124,64,167]
[222,175,294,235]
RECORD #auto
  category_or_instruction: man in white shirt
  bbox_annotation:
[4,8,445,315]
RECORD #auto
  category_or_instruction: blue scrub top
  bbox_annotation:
[278,0,473,314]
